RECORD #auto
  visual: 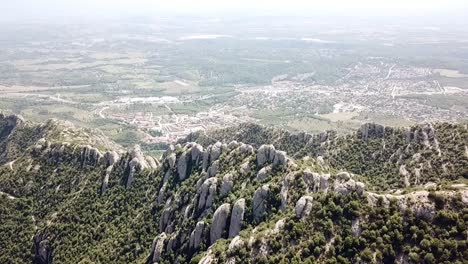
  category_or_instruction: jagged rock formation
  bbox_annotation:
[210,203,231,245]
[228,198,245,238]
[295,196,314,219]
[189,221,206,249]
[0,115,467,264]
[253,184,269,223]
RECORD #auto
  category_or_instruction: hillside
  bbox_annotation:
[0,115,467,264]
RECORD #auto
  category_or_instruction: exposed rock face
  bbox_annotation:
[101,165,113,194]
[256,166,271,181]
[210,142,223,162]
[253,184,269,223]
[80,145,103,166]
[229,236,245,251]
[210,203,231,244]
[228,140,240,150]
[207,160,220,177]
[351,218,361,236]
[34,233,52,264]
[189,221,206,249]
[240,161,251,175]
[167,153,176,169]
[257,144,276,167]
[273,219,286,234]
[229,198,245,238]
[358,123,388,141]
[145,156,159,169]
[198,177,218,210]
[366,190,444,219]
[104,151,120,166]
[177,151,190,181]
[400,165,411,187]
[239,143,254,155]
[333,172,365,195]
[273,150,288,167]
[303,170,330,193]
[191,143,204,164]
[295,196,314,218]
[220,173,234,197]
[149,232,167,263]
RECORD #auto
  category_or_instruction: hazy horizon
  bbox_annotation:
[3,0,468,25]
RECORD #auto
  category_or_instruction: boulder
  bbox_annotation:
[273,219,286,234]
[189,221,206,249]
[253,184,269,223]
[229,199,245,238]
[210,203,231,244]
[355,182,365,195]
[295,196,313,218]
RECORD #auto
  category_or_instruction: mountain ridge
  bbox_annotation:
[0,115,467,264]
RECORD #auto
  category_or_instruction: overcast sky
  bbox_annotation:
[3,0,468,21]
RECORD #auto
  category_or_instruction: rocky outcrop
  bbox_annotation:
[257,145,276,167]
[272,150,288,167]
[256,166,271,181]
[80,145,103,166]
[220,173,234,197]
[253,184,269,223]
[101,165,113,194]
[210,203,231,245]
[125,145,156,188]
[104,151,120,166]
[229,235,245,251]
[198,177,218,211]
[33,232,52,264]
[334,172,365,195]
[239,143,254,155]
[191,143,204,163]
[229,198,245,238]
[149,232,167,263]
[240,161,251,175]
[358,123,389,141]
[177,151,190,181]
[189,221,206,249]
[210,142,223,162]
[400,165,411,187]
[366,190,439,219]
[207,160,220,177]
[295,196,313,218]
[303,169,330,193]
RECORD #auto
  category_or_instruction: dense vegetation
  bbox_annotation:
[0,116,467,263]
